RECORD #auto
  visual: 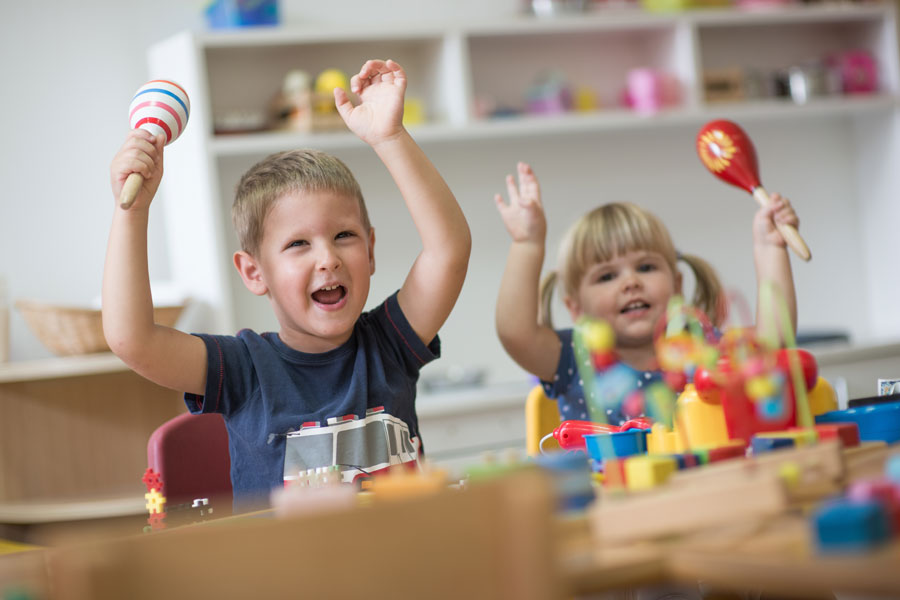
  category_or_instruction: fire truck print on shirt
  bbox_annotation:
[283,405,419,484]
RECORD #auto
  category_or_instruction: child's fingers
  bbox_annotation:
[333,87,353,121]
[505,174,521,205]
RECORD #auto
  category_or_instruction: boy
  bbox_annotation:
[105,59,471,509]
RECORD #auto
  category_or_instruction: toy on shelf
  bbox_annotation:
[269,69,313,132]
[120,80,190,209]
[828,49,878,94]
[623,68,680,115]
[525,70,573,115]
[313,68,350,131]
[696,119,811,261]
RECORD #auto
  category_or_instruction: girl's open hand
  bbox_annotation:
[494,162,546,244]
[754,193,800,248]
[334,59,406,146]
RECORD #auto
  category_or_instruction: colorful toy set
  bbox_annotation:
[550,283,861,494]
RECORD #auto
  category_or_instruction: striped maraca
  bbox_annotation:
[120,80,191,209]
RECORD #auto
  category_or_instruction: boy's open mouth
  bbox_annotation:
[621,300,650,314]
[312,285,346,305]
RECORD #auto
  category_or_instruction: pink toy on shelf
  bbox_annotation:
[120,80,191,209]
[624,68,680,115]
[828,50,878,94]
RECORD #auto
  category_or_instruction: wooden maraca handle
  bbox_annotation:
[119,172,144,210]
[752,187,811,261]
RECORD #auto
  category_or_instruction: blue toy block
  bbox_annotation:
[750,435,795,455]
[534,450,595,512]
[205,0,279,29]
[887,454,900,485]
[812,498,891,554]
[815,401,900,444]
[583,429,647,462]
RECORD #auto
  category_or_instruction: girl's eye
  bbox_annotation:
[287,240,308,249]
[596,272,615,283]
[638,263,657,272]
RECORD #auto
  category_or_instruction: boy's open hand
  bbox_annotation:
[494,162,546,244]
[334,59,406,146]
[753,192,799,248]
[110,129,164,210]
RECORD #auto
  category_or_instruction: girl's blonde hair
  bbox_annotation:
[232,149,369,256]
[538,202,724,329]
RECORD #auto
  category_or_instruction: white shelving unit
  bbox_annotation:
[147,2,900,397]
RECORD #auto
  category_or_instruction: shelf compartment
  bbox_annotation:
[204,34,451,137]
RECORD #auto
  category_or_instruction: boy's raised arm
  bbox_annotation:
[335,59,471,345]
[103,129,208,396]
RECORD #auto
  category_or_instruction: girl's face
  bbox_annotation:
[564,250,681,350]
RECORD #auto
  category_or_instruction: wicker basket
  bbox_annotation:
[15,300,187,356]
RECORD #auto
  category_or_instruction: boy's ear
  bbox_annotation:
[234,251,268,296]
[368,227,376,275]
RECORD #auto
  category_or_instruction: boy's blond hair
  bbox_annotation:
[539,202,724,329]
[232,149,370,255]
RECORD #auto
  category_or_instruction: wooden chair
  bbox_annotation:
[525,385,561,456]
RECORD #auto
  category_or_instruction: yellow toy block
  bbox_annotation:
[624,455,678,491]
[646,423,684,455]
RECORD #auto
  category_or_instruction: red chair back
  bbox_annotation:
[147,412,232,511]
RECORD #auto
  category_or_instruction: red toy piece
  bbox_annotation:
[142,467,164,494]
[552,417,653,451]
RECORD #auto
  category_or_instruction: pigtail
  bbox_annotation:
[538,270,559,329]
[678,252,725,328]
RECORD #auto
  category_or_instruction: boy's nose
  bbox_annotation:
[316,246,342,270]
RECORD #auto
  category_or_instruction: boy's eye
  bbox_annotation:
[287,239,308,249]
[638,263,657,272]
[335,231,355,240]
[596,272,615,283]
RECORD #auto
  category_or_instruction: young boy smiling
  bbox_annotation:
[104,59,471,509]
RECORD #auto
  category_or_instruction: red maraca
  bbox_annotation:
[696,120,811,261]
[120,80,191,209]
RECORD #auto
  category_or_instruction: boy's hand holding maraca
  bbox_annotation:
[110,130,165,211]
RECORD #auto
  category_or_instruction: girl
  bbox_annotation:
[494,162,799,425]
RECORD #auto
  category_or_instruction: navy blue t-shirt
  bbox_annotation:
[185,292,439,510]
